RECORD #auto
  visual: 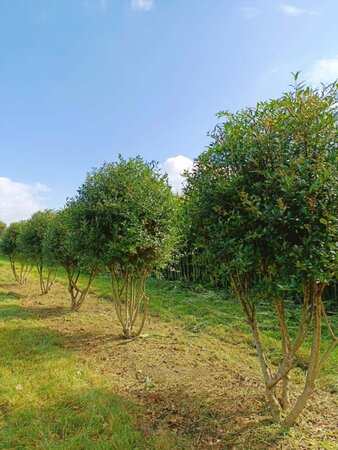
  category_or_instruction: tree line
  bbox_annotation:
[0,76,337,427]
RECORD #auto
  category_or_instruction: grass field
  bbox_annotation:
[0,259,337,449]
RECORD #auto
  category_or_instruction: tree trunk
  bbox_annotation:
[283,283,324,427]
[67,268,96,312]
[110,268,149,339]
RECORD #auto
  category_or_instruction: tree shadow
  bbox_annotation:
[0,291,22,301]
[24,305,70,319]
[56,330,124,351]
[0,388,149,450]
[0,326,65,366]
[0,304,30,320]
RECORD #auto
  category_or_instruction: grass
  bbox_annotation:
[0,266,150,449]
[0,258,337,449]
[92,274,338,393]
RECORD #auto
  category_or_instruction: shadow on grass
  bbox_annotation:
[0,304,31,320]
[56,330,125,351]
[0,388,148,450]
[0,325,65,367]
[0,291,22,301]
[24,305,71,318]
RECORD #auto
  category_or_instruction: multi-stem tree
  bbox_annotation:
[74,156,177,338]
[0,221,30,284]
[185,76,338,427]
[18,210,57,294]
[43,206,100,311]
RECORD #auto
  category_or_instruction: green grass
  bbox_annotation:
[0,286,148,448]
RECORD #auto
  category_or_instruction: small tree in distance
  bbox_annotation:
[75,156,178,338]
[0,221,6,238]
[0,221,30,284]
[43,206,100,311]
[18,210,57,294]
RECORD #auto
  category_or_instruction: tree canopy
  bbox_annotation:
[0,221,6,238]
[0,221,30,284]
[18,210,57,294]
[74,156,178,336]
[43,206,100,310]
[185,77,338,425]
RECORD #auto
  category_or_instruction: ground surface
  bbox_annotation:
[0,261,337,449]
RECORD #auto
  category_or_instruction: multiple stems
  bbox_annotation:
[231,273,337,426]
[36,264,58,294]
[110,267,149,338]
[66,267,97,311]
[9,257,31,285]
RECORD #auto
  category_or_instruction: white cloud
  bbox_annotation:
[280,4,322,17]
[162,155,193,194]
[307,57,338,85]
[0,178,48,224]
[131,0,154,12]
[280,5,303,16]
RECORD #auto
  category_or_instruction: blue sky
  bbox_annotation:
[1,0,337,222]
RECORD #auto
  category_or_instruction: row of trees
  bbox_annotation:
[0,157,178,338]
[0,76,336,427]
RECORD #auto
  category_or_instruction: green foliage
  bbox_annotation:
[43,206,100,273]
[0,221,26,261]
[43,206,101,309]
[43,208,75,269]
[185,78,338,293]
[18,210,55,267]
[74,156,178,275]
[0,220,6,238]
[184,76,338,425]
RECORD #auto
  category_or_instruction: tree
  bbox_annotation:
[185,77,338,426]
[43,206,100,311]
[18,210,57,294]
[0,221,6,238]
[0,221,30,284]
[74,156,178,338]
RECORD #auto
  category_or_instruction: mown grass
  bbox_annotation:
[0,267,150,449]
[91,274,338,393]
[0,258,337,449]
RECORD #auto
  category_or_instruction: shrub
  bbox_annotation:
[43,206,100,311]
[185,76,338,426]
[74,156,178,337]
[18,210,57,294]
[0,221,30,284]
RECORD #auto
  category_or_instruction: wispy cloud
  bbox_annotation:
[0,178,48,224]
[280,4,322,17]
[240,6,261,19]
[280,5,303,17]
[307,57,338,85]
[161,155,193,194]
[131,0,154,12]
